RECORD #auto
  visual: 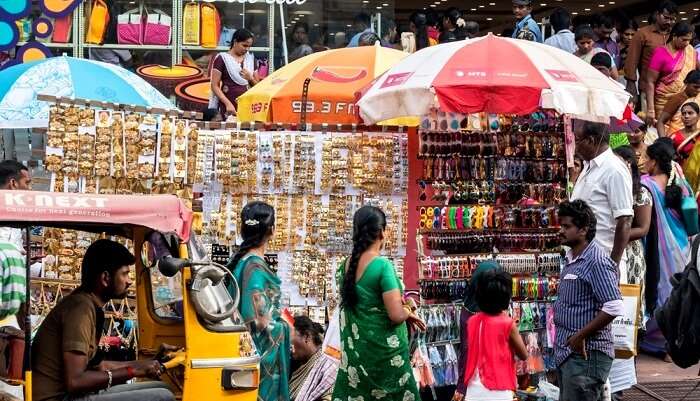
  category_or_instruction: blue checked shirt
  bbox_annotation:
[554,241,622,366]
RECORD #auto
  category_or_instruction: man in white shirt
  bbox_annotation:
[570,120,632,269]
[544,7,576,53]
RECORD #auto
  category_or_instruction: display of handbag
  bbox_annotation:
[142,8,172,45]
[199,3,220,48]
[39,14,72,44]
[86,0,110,44]
[182,1,200,46]
[117,8,142,44]
[15,18,32,42]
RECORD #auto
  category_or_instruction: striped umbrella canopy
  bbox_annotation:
[358,33,631,124]
[0,56,173,128]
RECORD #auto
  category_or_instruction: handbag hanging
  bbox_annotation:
[86,0,110,44]
[52,14,73,43]
[681,193,699,236]
[142,7,171,45]
[182,1,200,46]
[116,7,142,44]
[199,3,220,49]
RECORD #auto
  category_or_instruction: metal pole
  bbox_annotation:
[23,226,31,374]
[279,4,289,65]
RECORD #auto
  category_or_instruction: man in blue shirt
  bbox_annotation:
[512,0,543,43]
[554,200,623,401]
[347,13,373,47]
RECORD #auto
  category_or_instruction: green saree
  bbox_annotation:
[332,257,420,401]
[231,254,291,401]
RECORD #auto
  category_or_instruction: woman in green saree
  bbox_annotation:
[228,201,291,401]
[333,206,426,401]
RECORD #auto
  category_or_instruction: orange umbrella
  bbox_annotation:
[237,44,416,125]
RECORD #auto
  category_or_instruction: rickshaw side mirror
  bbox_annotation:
[156,256,191,277]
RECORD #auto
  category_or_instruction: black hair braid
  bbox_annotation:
[648,140,682,211]
[341,225,376,309]
[227,234,264,272]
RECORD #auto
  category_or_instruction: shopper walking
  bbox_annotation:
[460,267,528,401]
[511,0,542,42]
[640,139,693,357]
[624,1,679,108]
[669,102,700,165]
[227,201,290,401]
[333,206,425,401]
[575,26,620,80]
[441,7,466,42]
[554,200,624,401]
[614,146,652,318]
[656,70,700,137]
[593,14,620,66]
[644,22,697,126]
[401,12,435,53]
[209,29,260,119]
[627,124,650,173]
[452,260,500,401]
[571,120,633,268]
[544,7,576,53]
[617,19,639,78]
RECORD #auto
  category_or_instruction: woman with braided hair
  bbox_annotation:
[333,206,425,401]
[640,138,693,357]
[227,201,290,401]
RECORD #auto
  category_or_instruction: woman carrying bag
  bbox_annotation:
[209,28,260,119]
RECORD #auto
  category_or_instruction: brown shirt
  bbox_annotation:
[32,290,104,401]
[662,91,689,115]
[624,25,670,92]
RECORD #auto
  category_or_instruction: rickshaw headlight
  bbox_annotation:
[221,367,259,390]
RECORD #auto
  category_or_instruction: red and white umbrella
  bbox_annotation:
[358,33,630,124]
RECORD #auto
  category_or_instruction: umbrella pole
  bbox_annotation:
[279,4,289,65]
[23,226,31,390]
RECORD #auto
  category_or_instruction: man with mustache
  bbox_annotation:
[32,240,175,401]
[554,200,623,401]
[624,1,679,107]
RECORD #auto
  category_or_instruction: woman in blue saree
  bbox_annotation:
[228,201,291,401]
[641,138,693,356]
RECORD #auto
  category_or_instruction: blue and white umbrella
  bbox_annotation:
[0,56,174,128]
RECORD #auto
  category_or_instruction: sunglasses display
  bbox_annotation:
[414,109,569,380]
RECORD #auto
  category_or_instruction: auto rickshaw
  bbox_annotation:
[0,190,259,401]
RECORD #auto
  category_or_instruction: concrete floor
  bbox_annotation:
[636,353,700,383]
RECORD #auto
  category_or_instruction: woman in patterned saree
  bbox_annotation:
[333,206,426,401]
[640,139,692,358]
[228,201,290,401]
[644,22,697,126]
